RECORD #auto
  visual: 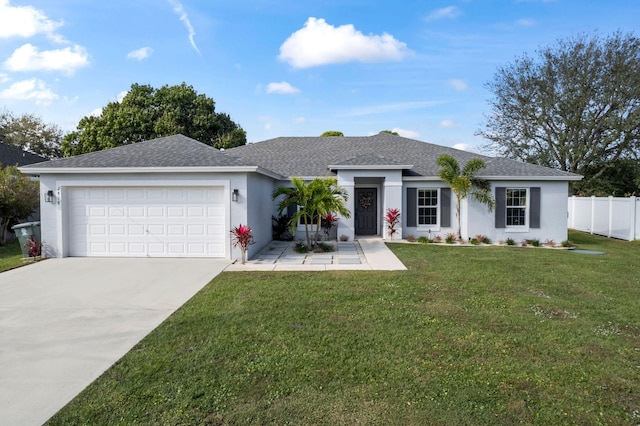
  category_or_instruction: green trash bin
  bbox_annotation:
[12,221,41,258]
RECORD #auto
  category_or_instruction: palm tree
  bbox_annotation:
[273,177,350,250]
[436,154,495,240]
[307,178,351,247]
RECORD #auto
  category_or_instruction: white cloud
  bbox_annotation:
[266,81,300,95]
[0,0,63,41]
[392,128,420,139]
[0,73,9,83]
[279,17,411,69]
[453,143,472,151]
[516,19,536,27]
[89,107,102,117]
[424,6,462,21]
[258,115,272,130]
[440,119,460,128]
[448,79,468,91]
[3,43,89,75]
[116,90,128,102]
[127,47,153,60]
[293,116,306,124]
[167,0,200,55]
[0,78,57,105]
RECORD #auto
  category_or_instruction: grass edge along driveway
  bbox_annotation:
[47,231,640,425]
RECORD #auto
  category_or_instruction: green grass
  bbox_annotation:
[47,231,640,425]
[0,240,29,272]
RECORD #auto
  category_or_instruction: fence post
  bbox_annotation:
[590,196,595,234]
[631,196,637,241]
[608,196,614,238]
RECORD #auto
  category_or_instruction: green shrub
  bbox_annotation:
[416,236,429,244]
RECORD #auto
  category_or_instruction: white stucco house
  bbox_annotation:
[20,133,581,261]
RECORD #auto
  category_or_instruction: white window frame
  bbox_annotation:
[417,188,439,228]
[505,188,529,230]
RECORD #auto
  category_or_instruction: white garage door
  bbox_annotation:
[67,187,226,257]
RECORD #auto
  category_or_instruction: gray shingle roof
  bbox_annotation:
[227,134,581,179]
[21,134,251,169]
[22,133,581,181]
[0,142,47,167]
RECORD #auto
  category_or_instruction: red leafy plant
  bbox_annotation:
[24,235,42,258]
[231,224,254,264]
[384,208,401,240]
[321,213,339,240]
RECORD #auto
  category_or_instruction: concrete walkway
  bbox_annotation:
[225,239,406,271]
[0,257,229,426]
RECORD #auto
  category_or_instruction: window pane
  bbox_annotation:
[417,189,438,225]
[506,189,527,207]
[505,188,527,226]
[506,207,526,226]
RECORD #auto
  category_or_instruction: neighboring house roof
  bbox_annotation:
[228,134,582,180]
[0,141,47,167]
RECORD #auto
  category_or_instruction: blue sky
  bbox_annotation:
[1,0,639,151]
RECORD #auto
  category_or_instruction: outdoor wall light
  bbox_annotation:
[45,190,54,203]
[232,188,239,202]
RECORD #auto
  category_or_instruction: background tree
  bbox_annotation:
[0,109,63,158]
[320,131,344,137]
[572,158,640,196]
[273,177,350,250]
[62,82,246,156]
[478,32,640,194]
[379,130,399,135]
[436,154,495,240]
[0,165,39,244]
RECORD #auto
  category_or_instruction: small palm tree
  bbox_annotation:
[273,177,351,250]
[436,154,495,240]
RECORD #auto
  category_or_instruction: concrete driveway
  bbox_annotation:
[0,257,229,426]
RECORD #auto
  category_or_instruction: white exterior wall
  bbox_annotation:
[402,182,457,240]
[403,180,570,243]
[336,169,404,241]
[37,171,251,259]
[244,173,276,260]
[481,180,570,244]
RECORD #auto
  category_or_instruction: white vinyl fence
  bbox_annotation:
[568,196,640,241]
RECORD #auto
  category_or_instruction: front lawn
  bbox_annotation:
[0,240,28,272]
[47,231,640,425]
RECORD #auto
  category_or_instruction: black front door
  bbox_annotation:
[355,188,377,235]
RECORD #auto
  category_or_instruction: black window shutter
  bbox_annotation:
[441,188,451,228]
[530,187,541,228]
[495,187,506,228]
[406,188,417,227]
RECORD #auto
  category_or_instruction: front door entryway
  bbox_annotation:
[355,188,377,235]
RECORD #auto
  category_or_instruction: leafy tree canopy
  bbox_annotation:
[478,32,640,193]
[62,82,246,156]
[320,131,344,137]
[0,165,39,243]
[0,109,63,158]
[379,130,399,135]
[572,158,640,196]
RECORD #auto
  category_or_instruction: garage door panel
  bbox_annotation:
[68,186,226,258]
[167,206,185,217]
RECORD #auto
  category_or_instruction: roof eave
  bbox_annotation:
[19,165,284,179]
[329,164,413,170]
[403,175,583,182]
